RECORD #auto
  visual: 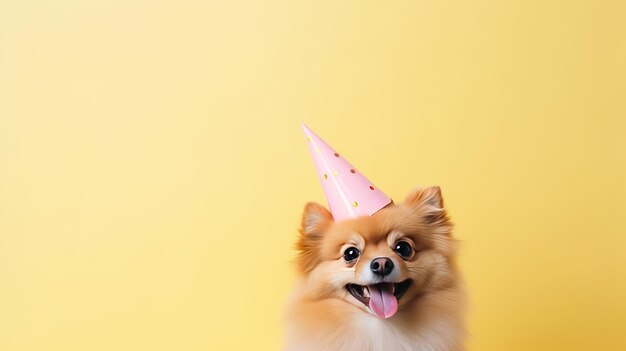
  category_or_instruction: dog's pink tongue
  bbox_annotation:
[368,283,398,319]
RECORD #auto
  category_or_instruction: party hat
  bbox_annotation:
[302,124,392,222]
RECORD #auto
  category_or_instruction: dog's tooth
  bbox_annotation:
[363,287,370,298]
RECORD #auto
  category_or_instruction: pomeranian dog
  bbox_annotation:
[284,186,466,351]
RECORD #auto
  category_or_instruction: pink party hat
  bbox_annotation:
[302,124,392,222]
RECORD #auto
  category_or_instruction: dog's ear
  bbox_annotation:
[300,202,333,236]
[297,202,332,273]
[403,186,448,226]
[405,186,443,208]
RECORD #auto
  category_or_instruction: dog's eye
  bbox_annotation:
[394,241,413,259]
[343,247,360,263]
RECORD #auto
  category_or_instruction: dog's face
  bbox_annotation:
[296,186,457,319]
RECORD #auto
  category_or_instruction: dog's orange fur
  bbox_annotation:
[284,186,466,351]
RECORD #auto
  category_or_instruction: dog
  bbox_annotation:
[284,186,466,351]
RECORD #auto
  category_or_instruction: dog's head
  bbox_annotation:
[296,186,458,319]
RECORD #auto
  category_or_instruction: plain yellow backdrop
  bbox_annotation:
[1,1,625,350]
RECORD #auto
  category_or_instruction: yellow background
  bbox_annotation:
[1,1,625,350]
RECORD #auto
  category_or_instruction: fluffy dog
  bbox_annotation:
[284,186,466,351]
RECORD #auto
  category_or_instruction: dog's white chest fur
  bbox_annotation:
[285,306,464,351]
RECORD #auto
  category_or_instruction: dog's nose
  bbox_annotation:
[370,257,394,276]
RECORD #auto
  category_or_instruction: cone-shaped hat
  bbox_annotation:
[302,124,392,222]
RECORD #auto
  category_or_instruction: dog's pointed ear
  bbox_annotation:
[403,186,448,225]
[297,202,333,273]
[404,186,444,208]
[301,202,333,236]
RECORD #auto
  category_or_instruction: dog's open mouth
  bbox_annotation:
[346,279,411,319]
